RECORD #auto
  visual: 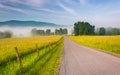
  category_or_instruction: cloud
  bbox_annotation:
[58,1,77,15]
[4,0,46,7]
[36,8,57,13]
[34,8,66,15]
[0,0,58,15]
[25,0,46,7]
[79,0,88,5]
[0,3,26,14]
[65,0,71,2]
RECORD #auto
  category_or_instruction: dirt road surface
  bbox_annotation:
[59,37,120,75]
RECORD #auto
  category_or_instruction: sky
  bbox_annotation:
[0,0,120,27]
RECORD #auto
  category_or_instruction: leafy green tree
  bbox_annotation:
[59,28,63,35]
[63,28,68,34]
[99,27,106,35]
[0,30,13,38]
[37,30,45,35]
[0,32,4,38]
[74,22,79,35]
[110,28,119,35]
[55,28,68,35]
[46,29,51,35]
[4,30,12,38]
[55,29,59,35]
[31,29,45,36]
[106,28,120,35]
[74,21,95,35]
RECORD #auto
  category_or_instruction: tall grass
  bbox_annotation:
[0,36,63,75]
[69,36,120,56]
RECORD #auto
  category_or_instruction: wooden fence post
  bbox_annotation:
[36,43,39,56]
[14,47,22,68]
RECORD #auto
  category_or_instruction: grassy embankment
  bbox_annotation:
[0,36,63,75]
[69,36,120,56]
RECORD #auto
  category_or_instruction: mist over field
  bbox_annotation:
[0,25,72,37]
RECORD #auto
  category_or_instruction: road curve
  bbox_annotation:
[59,37,120,75]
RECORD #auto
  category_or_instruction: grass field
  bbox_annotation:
[69,36,120,56]
[0,36,63,75]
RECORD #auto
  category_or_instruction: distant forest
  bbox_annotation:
[74,21,120,36]
[0,31,12,38]
[0,21,120,38]
[31,28,68,36]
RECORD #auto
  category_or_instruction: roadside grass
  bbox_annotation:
[0,36,63,75]
[69,36,120,56]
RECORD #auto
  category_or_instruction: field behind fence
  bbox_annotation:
[0,36,63,75]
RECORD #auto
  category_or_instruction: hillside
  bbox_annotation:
[0,20,58,27]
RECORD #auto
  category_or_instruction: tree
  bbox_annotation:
[59,28,63,35]
[105,27,111,35]
[4,30,13,38]
[31,29,45,36]
[74,23,79,36]
[55,29,59,35]
[46,29,51,35]
[0,30,12,38]
[31,28,68,36]
[99,27,106,35]
[0,31,4,38]
[110,28,119,35]
[31,28,37,36]
[74,21,95,35]
[63,28,68,34]
[106,28,120,35]
[55,28,68,35]
[37,30,45,35]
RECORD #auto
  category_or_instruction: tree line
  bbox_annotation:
[31,28,68,36]
[95,27,120,35]
[73,21,120,36]
[0,21,119,38]
[0,30,12,38]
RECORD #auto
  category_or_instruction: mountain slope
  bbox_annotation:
[0,20,58,27]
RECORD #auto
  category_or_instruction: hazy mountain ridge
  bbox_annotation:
[0,20,60,27]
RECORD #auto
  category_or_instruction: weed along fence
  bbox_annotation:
[13,37,63,73]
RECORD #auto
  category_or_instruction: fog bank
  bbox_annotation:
[0,26,73,37]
